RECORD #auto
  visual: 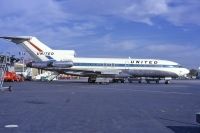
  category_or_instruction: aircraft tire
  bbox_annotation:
[165,80,170,84]
[146,80,150,84]
[88,77,96,83]
[121,80,125,83]
[112,79,117,83]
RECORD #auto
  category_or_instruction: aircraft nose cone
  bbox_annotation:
[181,68,190,76]
[184,68,190,75]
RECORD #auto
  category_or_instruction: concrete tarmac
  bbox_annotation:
[0,80,200,133]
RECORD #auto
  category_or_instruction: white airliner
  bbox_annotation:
[0,36,189,84]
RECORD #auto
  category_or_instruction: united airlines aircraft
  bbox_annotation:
[0,36,189,84]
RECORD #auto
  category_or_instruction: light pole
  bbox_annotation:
[196,113,200,124]
[21,57,24,73]
[19,52,25,75]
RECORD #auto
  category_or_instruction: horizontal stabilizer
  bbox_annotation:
[0,36,32,44]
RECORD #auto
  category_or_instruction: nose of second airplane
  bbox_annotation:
[181,68,190,76]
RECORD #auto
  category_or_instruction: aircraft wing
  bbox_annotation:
[43,67,122,77]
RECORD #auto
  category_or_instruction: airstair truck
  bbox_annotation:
[0,55,12,92]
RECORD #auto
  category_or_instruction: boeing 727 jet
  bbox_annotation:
[0,36,189,84]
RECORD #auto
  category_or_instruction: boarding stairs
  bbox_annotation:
[34,71,58,81]
[0,63,12,92]
[46,72,58,81]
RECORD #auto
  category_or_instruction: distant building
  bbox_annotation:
[197,67,200,79]
[0,54,15,71]
[1,55,78,80]
[14,62,45,78]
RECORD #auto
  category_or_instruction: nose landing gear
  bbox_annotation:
[88,77,96,83]
[165,80,170,84]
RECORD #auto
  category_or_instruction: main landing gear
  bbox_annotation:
[145,79,170,84]
[128,78,142,83]
[88,77,96,83]
[164,80,170,84]
[112,78,125,83]
[145,79,160,84]
[88,77,110,84]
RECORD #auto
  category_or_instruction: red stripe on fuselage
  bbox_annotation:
[27,40,43,52]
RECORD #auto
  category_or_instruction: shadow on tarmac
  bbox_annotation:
[158,117,200,133]
[167,126,200,133]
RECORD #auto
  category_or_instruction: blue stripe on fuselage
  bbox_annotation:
[46,56,54,60]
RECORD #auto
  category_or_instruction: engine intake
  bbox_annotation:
[26,61,51,68]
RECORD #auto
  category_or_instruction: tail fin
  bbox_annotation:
[0,36,53,61]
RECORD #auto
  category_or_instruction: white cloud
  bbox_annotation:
[59,0,170,25]
[73,22,96,31]
[165,2,200,25]
[118,0,200,25]
[1,0,199,37]
[108,40,139,51]
[120,0,169,25]
[0,0,67,27]
[59,0,200,26]
[145,44,194,53]
[0,0,98,37]
[0,0,199,68]
[92,34,139,51]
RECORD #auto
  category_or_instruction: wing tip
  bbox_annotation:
[0,36,33,40]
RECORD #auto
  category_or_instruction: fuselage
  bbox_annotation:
[64,57,189,78]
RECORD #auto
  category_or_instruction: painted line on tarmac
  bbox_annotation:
[4,124,19,128]
[129,89,193,95]
[101,87,193,95]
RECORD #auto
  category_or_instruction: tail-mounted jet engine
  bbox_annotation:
[26,61,73,68]
[49,61,73,68]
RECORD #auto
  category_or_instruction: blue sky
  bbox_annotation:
[0,0,199,68]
